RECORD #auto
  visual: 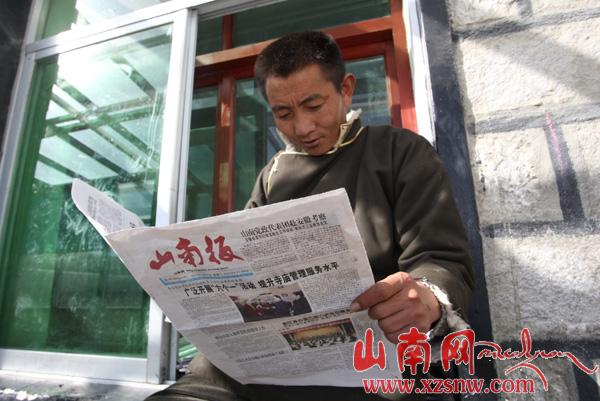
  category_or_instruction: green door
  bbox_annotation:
[0,25,173,358]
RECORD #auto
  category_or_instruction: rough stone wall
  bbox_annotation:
[446,0,600,399]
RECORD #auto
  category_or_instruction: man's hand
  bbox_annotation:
[351,272,441,343]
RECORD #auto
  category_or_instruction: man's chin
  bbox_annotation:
[303,147,329,156]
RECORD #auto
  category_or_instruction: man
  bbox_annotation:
[290,291,311,316]
[147,30,473,401]
[272,294,292,317]
[255,293,276,318]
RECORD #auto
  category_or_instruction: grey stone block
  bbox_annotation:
[457,17,600,117]
[485,272,520,343]
[480,233,600,346]
[511,235,600,339]
[481,237,520,342]
[531,0,600,16]
[447,0,521,29]
[562,120,600,220]
[470,129,562,226]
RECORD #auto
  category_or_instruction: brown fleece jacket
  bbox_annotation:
[245,119,474,322]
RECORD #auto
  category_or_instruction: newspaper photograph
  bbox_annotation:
[71,178,399,386]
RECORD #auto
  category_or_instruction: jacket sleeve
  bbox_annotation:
[393,132,474,326]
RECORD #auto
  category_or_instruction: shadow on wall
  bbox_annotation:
[481,228,600,343]
[449,5,600,117]
[481,229,600,399]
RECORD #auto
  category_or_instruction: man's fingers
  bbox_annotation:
[377,308,412,334]
[349,273,439,343]
[352,272,412,311]
[368,289,408,320]
[384,326,412,343]
[378,307,431,338]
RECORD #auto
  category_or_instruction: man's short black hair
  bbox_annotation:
[254,31,345,99]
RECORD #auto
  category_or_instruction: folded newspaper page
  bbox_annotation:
[71,179,398,386]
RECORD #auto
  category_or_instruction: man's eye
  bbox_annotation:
[276,112,291,120]
[307,104,322,111]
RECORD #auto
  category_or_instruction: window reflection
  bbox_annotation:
[233,0,390,47]
[346,56,391,126]
[36,28,171,197]
[185,87,218,220]
[39,0,174,39]
[234,79,283,211]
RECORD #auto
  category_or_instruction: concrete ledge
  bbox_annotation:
[0,370,168,401]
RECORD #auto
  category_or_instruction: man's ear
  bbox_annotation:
[341,73,356,109]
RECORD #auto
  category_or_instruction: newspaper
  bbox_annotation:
[71,179,398,386]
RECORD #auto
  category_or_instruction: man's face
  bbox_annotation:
[265,64,355,156]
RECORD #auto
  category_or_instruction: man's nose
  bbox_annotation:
[294,115,316,137]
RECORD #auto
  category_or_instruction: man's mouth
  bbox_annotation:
[302,138,320,148]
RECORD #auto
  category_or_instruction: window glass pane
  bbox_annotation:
[232,56,390,209]
[0,25,173,357]
[177,86,218,369]
[185,87,217,220]
[38,0,173,39]
[233,79,283,211]
[346,56,391,126]
[233,0,390,47]
[197,18,222,55]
